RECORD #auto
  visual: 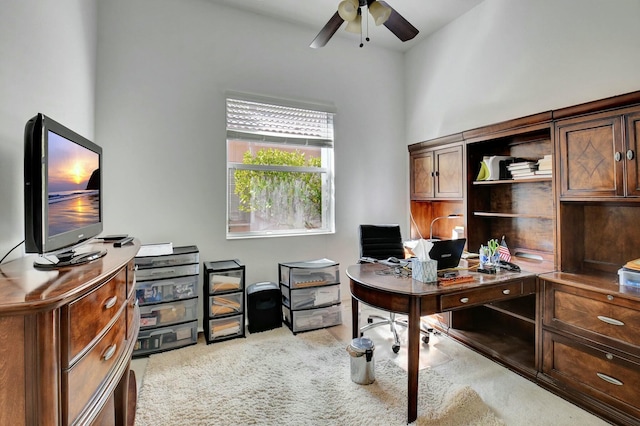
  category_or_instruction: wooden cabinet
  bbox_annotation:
[0,240,140,425]
[539,275,640,425]
[409,136,465,241]
[410,139,464,200]
[557,107,640,199]
[410,90,640,426]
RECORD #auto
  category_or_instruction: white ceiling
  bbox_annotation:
[207,0,484,51]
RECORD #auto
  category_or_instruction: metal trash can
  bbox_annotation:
[346,337,375,385]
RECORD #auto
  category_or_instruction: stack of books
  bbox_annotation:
[534,154,553,176]
[507,160,537,179]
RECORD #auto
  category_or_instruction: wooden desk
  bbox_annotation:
[346,263,536,423]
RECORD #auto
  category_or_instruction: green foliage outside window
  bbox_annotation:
[234,148,322,229]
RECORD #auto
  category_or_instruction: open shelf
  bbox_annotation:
[474,211,554,219]
[485,295,536,324]
[446,304,537,377]
[473,177,552,185]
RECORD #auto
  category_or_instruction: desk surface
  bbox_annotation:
[346,263,536,423]
[347,263,529,292]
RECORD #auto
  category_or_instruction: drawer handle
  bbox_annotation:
[460,297,469,304]
[596,372,623,386]
[104,296,118,310]
[103,344,117,362]
[502,289,510,295]
[597,315,624,326]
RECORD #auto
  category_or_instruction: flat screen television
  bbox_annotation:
[24,113,106,268]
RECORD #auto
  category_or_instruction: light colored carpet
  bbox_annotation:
[135,327,504,425]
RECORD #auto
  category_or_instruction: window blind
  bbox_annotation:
[226,98,334,148]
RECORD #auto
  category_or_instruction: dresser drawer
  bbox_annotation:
[440,280,524,311]
[542,331,640,419]
[65,268,127,366]
[544,282,640,352]
[64,310,126,423]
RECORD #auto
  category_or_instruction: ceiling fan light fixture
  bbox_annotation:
[368,1,392,25]
[344,12,362,33]
[338,0,359,21]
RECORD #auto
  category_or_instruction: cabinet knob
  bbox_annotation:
[614,151,622,162]
[460,297,469,304]
[607,294,614,301]
[434,170,439,177]
[627,149,635,160]
[606,353,614,360]
[502,289,510,295]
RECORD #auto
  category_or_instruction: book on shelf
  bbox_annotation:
[534,169,553,175]
[507,161,537,170]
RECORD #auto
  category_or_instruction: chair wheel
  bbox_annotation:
[422,335,430,344]
[392,344,400,353]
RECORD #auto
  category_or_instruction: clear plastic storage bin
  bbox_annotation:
[207,314,245,342]
[139,297,198,329]
[281,283,340,310]
[282,304,342,333]
[134,320,198,357]
[209,292,244,317]
[135,274,197,305]
[279,259,339,289]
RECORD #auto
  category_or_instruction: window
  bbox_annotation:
[226,94,335,238]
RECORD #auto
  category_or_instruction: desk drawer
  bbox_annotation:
[542,331,640,418]
[440,280,524,311]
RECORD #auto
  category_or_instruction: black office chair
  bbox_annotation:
[358,224,431,353]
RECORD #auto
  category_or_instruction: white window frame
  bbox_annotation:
[226,92,336,239]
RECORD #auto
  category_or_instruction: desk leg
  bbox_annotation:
[407,297,420,423]
[351,296,359,339]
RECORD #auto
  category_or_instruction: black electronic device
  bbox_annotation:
[497,260,521,272]
[102,234,128,241]
[114,237,134,247]
[429,238,467,270]
[246,281,281,333]
[24,113,103,268]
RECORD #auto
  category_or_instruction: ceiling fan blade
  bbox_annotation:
[310,12,344,48]
[379,1,419,42]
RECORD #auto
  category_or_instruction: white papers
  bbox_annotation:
[137,242,173,257]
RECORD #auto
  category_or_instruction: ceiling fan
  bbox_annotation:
[310,0,419,48]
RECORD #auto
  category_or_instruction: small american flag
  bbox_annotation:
[498,236,511,262]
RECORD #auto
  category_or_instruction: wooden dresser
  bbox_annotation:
[0,240,140,425]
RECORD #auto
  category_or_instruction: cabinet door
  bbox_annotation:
[557,115,624,198]
[624,111,640,196]
[434,145,463,198]
[410,149,434,199]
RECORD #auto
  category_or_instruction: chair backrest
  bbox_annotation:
[359,224,405,260]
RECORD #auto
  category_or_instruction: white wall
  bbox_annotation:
[95,0,408,296]
[405,0,640,143]
[0,0,97,262]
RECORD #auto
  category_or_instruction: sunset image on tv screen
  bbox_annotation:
[47,131,100,236]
